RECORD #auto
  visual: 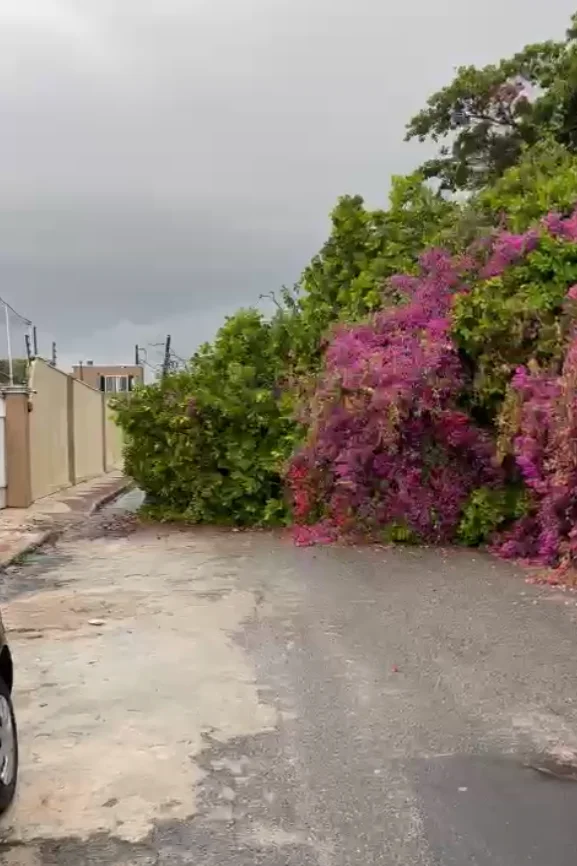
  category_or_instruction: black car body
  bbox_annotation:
[0,614,17,813]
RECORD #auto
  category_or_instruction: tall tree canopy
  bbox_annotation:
[405,13,577,191]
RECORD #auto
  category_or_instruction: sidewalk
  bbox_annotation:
[0,471,132,567]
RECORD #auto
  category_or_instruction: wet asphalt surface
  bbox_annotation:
[0,493,577,864]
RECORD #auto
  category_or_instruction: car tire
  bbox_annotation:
[0,676,17,815]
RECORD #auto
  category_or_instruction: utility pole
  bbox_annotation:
[32,325,38,357]
[161,334,171,380]
[51,342,57,367]
[135,344,140,366]
[4,302,13,385]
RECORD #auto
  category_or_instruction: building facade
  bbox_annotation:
[71,362,144,393]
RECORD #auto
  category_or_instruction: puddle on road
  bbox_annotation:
[104,487,145,513]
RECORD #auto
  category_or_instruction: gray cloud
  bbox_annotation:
[0,0,574,369]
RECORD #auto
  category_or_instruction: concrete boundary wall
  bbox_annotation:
[4,359,123,507]
[72,377,106,483]
[28,360,70,501]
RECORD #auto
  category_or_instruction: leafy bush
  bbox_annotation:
[114,310,298,526]
[452,215,577,417]
[290,175,458,373]
[381,521,420,545]
[476,140,577,233]
[457,486,529,547]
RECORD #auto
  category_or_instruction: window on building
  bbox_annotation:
[103,375,131,393]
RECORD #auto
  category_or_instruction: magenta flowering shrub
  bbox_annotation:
[495,324,577,567]
[452,210,577,418]
[288,208,577,554]
[288,249,501,545]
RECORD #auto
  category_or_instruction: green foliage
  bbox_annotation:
[291,174,458,371]
[452,233,577,415]
[113,310,299,526]
[381,521,420,545]
[457,486,530,546]
[420,140,577,253]
[405,13,577,190]
[290,193,385,372]
[476,140,577,232]
[0,358,28,386]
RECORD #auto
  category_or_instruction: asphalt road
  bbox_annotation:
[1,503,577,864]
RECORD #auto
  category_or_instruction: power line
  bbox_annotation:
[0,295,31,327]
[142,359,159,376]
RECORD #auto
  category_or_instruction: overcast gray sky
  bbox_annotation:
[0,0,574,371]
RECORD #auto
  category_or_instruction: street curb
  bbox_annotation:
[0,477,134,570]
[88,478,135,516]
[0,528,62,571]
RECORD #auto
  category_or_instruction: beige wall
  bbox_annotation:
[9,358,124,505]
[5,390,32,508]
[105,401,123,470]
[73,378,105,482]
[29,360,70,500]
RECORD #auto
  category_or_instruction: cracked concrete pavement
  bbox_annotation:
[1,501,577,863]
